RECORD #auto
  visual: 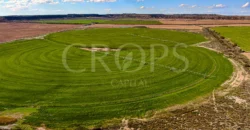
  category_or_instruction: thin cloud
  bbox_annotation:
[1,0,59,12]
[209,4,226,9]
[137,0,144,2]
[31,0,59,4]
[87,0,116,2]
[179,4,197,8]
[105,8,111,13]
[242,2,249,8]
[62,0,84,2]
[3,4,29,11]
[179,4,187,7]
[139,6,154,10]
[140,6,145,9]
[191,5,197,8]
[63,0,117,2]
[54,9,64,12]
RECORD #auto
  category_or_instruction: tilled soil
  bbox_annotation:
[88,24,202,32]
[202,24,250,27]
[0,22,81,43]
[159,19,250,25]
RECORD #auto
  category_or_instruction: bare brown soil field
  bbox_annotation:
[2,21,249,44]
[89,24,202,31]
[160,19,250,25]
[202,24,250,27]
[89,23,250,32]
[0,23,81,43]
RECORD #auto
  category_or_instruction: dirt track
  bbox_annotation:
[0,23,81,43]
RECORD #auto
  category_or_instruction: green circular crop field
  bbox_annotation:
[0,28,233,128]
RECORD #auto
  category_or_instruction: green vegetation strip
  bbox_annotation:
[213,26,250,52]
[0,28,233,128]
[37,19,163,25]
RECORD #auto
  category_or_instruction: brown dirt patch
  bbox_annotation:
[0,116,17,125]
[202,24,250,27]
[0,22,81,43]
[160,19,250,25]
[243,53,250,60]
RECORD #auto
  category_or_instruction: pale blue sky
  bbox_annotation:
[0,0,249,16]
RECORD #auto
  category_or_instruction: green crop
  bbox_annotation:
[0,28,233,129]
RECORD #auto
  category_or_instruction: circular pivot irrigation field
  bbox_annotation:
[0,28,233,128]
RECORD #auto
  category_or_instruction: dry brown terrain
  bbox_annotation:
[0,23,81,43]
[1,20,250,44]
[243,53,250,60]
[89,19,250,32]
[160,19,250,25]
[89,24,202,31]
[202,24,250,27]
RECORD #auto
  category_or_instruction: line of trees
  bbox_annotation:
[1,14,250,21]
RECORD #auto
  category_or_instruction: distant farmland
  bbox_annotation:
[37,19,108,24]
[37,19,163,25]
[0,28,233,129]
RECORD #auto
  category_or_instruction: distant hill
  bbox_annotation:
[0,17,6,22]
[2,14,250,21]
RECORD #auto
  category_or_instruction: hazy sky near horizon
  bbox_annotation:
[0,0,249,16]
